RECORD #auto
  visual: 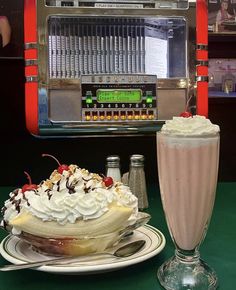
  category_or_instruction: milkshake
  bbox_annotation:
[156,115,220,290]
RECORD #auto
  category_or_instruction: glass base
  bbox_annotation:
[157,253,218,290]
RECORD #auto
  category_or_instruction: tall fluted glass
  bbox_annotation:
[156,132,220,290]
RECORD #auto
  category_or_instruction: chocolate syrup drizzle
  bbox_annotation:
[66,177,79,194]
[45,188,53,200]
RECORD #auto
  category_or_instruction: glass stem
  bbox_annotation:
[175,248,200,264]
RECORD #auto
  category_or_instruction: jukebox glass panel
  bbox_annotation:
[47,16,187,79]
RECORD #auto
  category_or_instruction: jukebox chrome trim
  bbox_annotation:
[26,76,39,82]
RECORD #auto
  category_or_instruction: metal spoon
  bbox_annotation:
[0,240,146,271]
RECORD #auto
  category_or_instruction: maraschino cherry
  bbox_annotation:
[42,154,69,174]
[180,96,193,118]
[103,176,114,187]
[22,171,38,193]
[180,111,192,118]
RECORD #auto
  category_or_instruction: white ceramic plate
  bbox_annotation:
[0,225,165,275]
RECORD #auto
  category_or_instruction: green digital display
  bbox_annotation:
[97,89,142,103]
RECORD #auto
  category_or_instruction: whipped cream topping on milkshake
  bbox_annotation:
[157,115,220,251]
[161,115,220,136]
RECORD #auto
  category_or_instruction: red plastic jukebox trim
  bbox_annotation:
[24,0,39,135]
[196,0,208,117]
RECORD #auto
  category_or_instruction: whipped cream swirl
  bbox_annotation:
[161,115,220,136]
[2,165,138,226]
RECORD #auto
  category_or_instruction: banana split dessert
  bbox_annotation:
[1,155,145,256]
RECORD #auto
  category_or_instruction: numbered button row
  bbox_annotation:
[83,110,155,121]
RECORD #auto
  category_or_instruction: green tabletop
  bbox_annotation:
[0,183,235,290]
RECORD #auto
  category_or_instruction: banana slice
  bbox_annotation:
[9,205,133,238]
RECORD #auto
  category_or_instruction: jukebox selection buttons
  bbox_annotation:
[148,110,154,119]
[134,111,140,120]
[85,111,91,121]
[120,111,126,120]
[83,110,156,121]
[141,110,148,120]
[106,112,112,120]
[92,112,98,121]
[113,111,119,120]
[99,111,105,120]
[127,111,134,120]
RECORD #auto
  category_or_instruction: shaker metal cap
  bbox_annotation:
[106,155,120,168]
[130,154,145,167]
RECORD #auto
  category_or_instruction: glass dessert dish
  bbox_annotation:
[3,212,151,257]
[156,131,220,290]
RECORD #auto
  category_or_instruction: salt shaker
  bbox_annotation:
[128,154,148,210]
[105,155,121,182]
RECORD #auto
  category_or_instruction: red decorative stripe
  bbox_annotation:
[24,0,37,43]
[196,0,208,117]
[25,83,39,135]
[25,49,37,59]
[24,0,38,135]
[196,0,208,45]
[25,66,38,76]
[197,66,208,76]
[196,50,208,60]
[197,82,208,117]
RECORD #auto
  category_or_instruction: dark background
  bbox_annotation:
[0,7,236,186]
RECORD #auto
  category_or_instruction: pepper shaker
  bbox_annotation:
[128,154,148,210]
[105,155,121,182]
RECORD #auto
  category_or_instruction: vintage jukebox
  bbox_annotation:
[24,0,208,137]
